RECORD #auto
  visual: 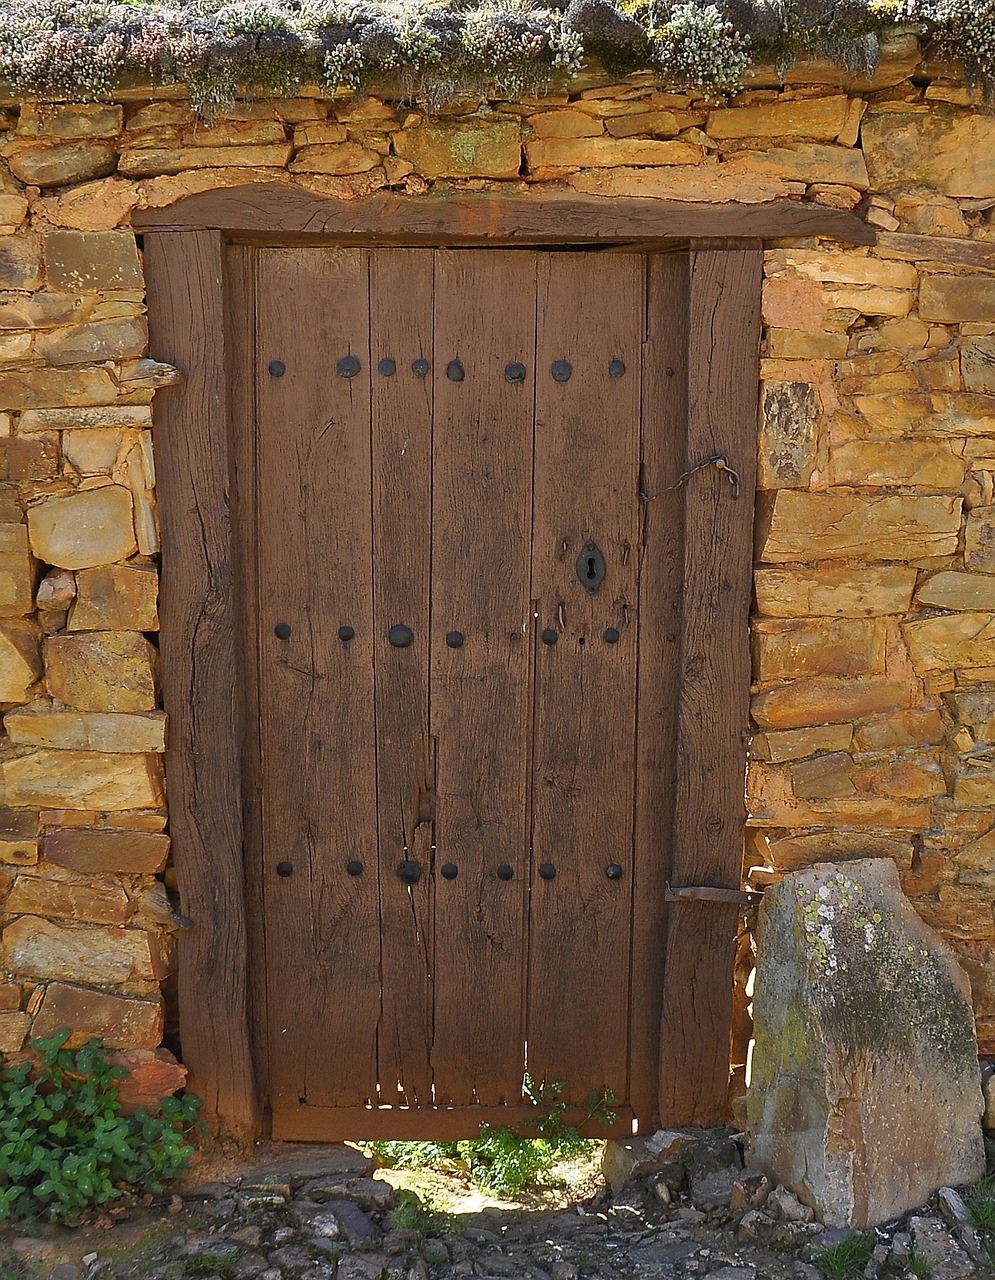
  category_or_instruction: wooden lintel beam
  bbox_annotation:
[134,184,875,245]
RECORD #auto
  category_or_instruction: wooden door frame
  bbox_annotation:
[139,186,871,1143]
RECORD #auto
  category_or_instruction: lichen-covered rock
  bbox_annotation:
[393,120,522,179]
[44,630,157,712]
[747,859,985,1228]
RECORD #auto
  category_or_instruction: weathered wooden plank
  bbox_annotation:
[429,250,536,1107]
[273,1103,634,1142]
[369,250,435,1106]
[527,251,642,1103]
[628,252,687,1131]
[658,243,762,1126]
[144,230,258,1142]
[134,185,875,245]
[222,242,270,1116]
[255,248,381,1119]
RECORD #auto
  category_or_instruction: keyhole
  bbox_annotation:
[576,541,606,593]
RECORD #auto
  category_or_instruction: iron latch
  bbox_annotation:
[665,882,763,906]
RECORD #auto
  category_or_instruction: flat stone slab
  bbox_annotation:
[747,859,985,1228]
[180,1141,375,1196]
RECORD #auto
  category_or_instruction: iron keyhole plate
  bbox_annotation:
[576,540,606,593]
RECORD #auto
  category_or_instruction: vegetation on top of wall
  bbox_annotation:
[0,0,990,114]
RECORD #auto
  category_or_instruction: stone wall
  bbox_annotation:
[0,49,993,1093]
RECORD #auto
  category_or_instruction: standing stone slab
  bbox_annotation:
[747,859,985,1228]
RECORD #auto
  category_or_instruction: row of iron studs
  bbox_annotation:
[267,357,627,381]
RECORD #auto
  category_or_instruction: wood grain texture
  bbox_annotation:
[429,251,536,1107]
[273,1103,634,1142]
[628,252,687,1130]
[369,250,435,1106]
[223,243,270,1121]
[658,243,762,1126]
[255,248,381,1119]
[527,251,642,1102]
[144,230,259,1142]
[134,185,876,246]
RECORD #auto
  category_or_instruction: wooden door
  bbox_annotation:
[250,248,683,1140]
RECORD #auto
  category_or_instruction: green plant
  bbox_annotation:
[907,1252,932,1279]
[0,1030,201,1226]
[813,1232,876,1280]
[387,1189,454,1236]
[965,1175,995,1232]
[372,1075,617,1199]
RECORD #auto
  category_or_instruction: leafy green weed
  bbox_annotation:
[0,1030,201,1225]
[812,1232,876,1280]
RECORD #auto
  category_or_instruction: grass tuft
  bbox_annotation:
[813,1232,876,1280]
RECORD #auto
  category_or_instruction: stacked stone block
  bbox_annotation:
[0,49,991,1079]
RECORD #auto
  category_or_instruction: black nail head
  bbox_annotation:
[609,359,626,378]
[551,360,572,383]
[541,628,558,646]
[665,367,675,377]
[604,627,620,644]
[346,859,364,876]
[412,358,430,377]
[338,355,361,378]
[497,864,514,881]
[338,625,355,642]
[388,623,414,648]
[447,359,465,382]
[446,630,464,648]
[606,864,624,880]
[268,360,285,377]
[505,362,527,384]
[398,859,422,884]
[539,862,556,880]
[441,863,459,880]
[378,358,397,376]
[276,861,293,877]
[274,622,292,640]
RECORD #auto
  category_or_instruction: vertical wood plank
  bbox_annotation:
[144,231,259,1141]
[658,243,762,1126]
[369,250,435,1106]
[527,252,643,1102]
[223,243,270,1118]
[430,251,536,1107]
[255,248,381,1117]
[628,252,688,1130]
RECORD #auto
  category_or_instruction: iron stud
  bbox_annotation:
[606,864,624,880]
[539,862,557,880]
[378,358,397,376]
[338,355,361,378]
[496,864,514,881]
[609,359,626,378]
[604,627,620,644]
[268,359,286,377]
[274,622,292,640]
[346,860,364,876]
[441,863,459,880]
[412,358,430,377]
[505,362,527,384]
[338,625,355,642]
[541,628,558,646]
[276,861,294,877]
[388,623,414,648]
[446,630,464,648]
[551,359,572,382]
[447,359,465,382]
[398,859,422,885]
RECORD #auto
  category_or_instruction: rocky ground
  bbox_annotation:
[2,1134,994,1280]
